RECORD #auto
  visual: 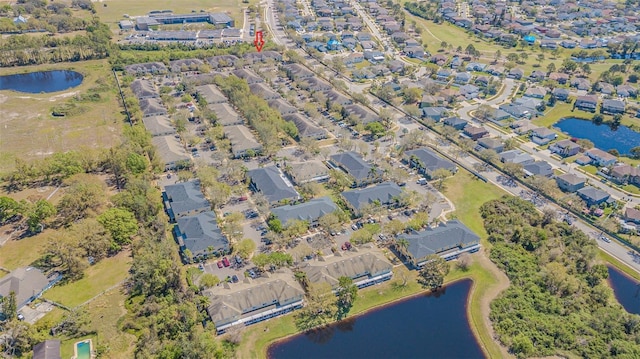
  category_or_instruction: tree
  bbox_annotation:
[431,168,452,190]
[383,219,406,237]
[234,238,256,259]
[417,255,450,290]
[479,149,499,164]
[630,146,640,159]
[546,62,556,74]
[2,291,17,321]
[503,162,524,179]
[592,113,604,125]
[25,199,56,234]
[295,282,337,331]
[56,174,106,225]
[97,207,138,251]
[506,53,519,62]
[365,121,386,138]
[51,308,89,337]
[125,153,147,175]
[329,169,353,191]
[198,273,220,289]
[577,139,594,150]
[0,196,21,224]
[318,212,342,233]
[335,276,358,319]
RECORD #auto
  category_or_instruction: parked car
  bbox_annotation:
[341,241,352,251]
[217,261,223,268]
[222,257,230,267]
[239,196,248,201]
[232,275,239,283]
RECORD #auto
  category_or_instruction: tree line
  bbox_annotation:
[481,196,640,358]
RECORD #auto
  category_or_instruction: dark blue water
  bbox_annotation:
[607,265,640,315]
[554,117,640,155]
[0,70,83,93]
[268,279,485,359]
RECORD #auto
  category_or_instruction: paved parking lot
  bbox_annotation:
[20,301,54,324]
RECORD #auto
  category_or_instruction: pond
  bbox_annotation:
[554,117,640,156]
[0,70,83,93]
[607,265,640,315]
[268,279,485,359]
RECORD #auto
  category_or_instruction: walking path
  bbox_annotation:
[474,251,513,358]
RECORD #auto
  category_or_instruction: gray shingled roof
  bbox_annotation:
[32,340,61,359]
[404,148,456,173]
[205,270,303,327]
[341,182,403,211]
[151,135,190,167]
[164,180,210,217]
[196,84,227,104]
[401,220,480,261]
[270,197,337,225]
[283,113,327,139]
[130,79,158,99]
[247,166,299,203]
[0,267,49,308]
[300,249,392,287]
[577,186,610,203]
[175,211,228,256]
[142,115,175,137]
[330,152,377,182]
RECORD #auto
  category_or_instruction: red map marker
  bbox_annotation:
[254,30,264,52]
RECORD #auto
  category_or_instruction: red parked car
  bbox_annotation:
[222,257,231,267]
[238,196,248,201]
[217,261,223,268]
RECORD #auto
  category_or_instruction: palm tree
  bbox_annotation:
[396,238,410,260]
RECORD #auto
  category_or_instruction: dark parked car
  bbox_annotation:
[232,275,239,283]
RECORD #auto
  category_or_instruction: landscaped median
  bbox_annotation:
[234,259,507,359]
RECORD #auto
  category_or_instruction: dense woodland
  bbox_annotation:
[481,196,640,358]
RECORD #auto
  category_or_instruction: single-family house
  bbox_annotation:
[163,180,210,222]
[454,72,473,84]
[299,245,393,289]
[205,269,304,334]
[571,78,592,91]
[399,220,481,266]
[247,166,300,205]
[530,127,557,145]
[549,139,581,157]
[174,211,229,261]
[552,88,570,101]
[0,267,53,312]
[341,182,403,215]
[443,117,468,130]
[601,99,625,114]
[422,107,448,122]
[459,84,480,99]
[586,148,617,167]
[523,161,553,177]
[271,197,338,226]
[549,72,570,84]
[624,207,640,224]
[577,186,610,206]
[507,68,524,80]
[555,173,586,193]
[32,340,61,359]
[616,85,637,98]
[524,87,546,99]
[476,138,504,153]
[463,125,489,140]
[500,150,535,165]
[610,164,640,186]
[575,95,599,112]
[404,148,457,178]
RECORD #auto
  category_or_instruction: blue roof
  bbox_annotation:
[524,35,536,42]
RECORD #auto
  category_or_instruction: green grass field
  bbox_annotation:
[0,230,53,270]
[95,0,253,29]
[43,250,132,307]
[443,171,509,240]
[0,60,122,174]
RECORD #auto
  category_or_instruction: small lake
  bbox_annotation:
[554,117,640,156]
[268,279,485,359]
[0,70,83,93]
[607,265,640,315]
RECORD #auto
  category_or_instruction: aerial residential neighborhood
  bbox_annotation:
[0,0,640,357]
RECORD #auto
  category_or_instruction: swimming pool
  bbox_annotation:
[74,340,92,359]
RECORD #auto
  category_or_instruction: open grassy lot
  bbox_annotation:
[443,171,509,240]
[43,250,132,308]
[235,259,505,359]
[0,229,56,270]
[95,0,254,29]
[58,289,136,358]
[0,60,122,175]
